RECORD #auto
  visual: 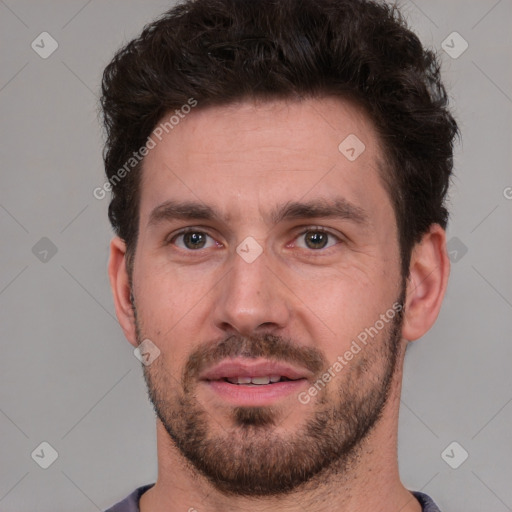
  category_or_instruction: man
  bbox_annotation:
[101,0,458,510]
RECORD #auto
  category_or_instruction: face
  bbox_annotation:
[131,97,406,495]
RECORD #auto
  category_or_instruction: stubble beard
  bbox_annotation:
[136,293,405,497]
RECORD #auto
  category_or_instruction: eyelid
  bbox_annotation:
[295,225,342,238]
[165,226,220,248]
[296,225,339,234]
[164,225,344,250]
[285,225,341,250]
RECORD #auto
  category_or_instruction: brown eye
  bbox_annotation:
[304,231,328,249]
[295,229,339,250]
[183,232,207,249]
[172,231,216,250]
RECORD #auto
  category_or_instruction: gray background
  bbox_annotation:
[1,0,511,510]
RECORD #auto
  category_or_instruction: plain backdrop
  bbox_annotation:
[1,1,511,511]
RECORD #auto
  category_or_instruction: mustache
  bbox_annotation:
[183,333,327,388]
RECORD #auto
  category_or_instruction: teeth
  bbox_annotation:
[225,376,284,385]
[251,376,270,385]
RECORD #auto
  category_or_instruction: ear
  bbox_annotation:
[401,224,450,342]
[108,236,138,347]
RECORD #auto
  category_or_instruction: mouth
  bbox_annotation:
[221,375,299,385]
[199,358,311,406]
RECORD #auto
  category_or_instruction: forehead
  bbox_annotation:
[138,96,390,226]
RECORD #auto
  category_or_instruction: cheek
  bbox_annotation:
[139,251,215,300]
[292,266,398,352]
[135,258,217,340]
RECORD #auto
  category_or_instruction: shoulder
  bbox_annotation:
[411,491,443,512]
[103,483,155,512]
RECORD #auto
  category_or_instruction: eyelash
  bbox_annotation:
[165,226,342,252]
[291,227,341,251]
[166,228,220,250]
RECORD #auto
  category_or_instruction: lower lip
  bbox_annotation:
[203,379,308,406]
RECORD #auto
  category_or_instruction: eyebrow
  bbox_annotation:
[271,198,368,225]
[147,197,369,228]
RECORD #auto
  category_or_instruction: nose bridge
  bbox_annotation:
[212,247,290,335]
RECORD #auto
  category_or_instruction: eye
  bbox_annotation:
[294,228,341,250]
[169,229,218,250]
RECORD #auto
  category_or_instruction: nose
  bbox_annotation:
[211,248,291,337]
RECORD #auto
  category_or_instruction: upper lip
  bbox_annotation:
[199,358,312,381]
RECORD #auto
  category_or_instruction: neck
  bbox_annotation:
[140,348,421,512]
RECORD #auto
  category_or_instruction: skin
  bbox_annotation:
[108,96,450,512]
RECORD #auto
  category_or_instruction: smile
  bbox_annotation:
[199,358,311,406]
[224,375,297,385]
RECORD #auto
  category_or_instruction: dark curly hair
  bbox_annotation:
[100,0,459,280]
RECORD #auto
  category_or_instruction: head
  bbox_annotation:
[103,0,457,497]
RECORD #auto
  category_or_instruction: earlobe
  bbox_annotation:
[108,236,138,347]
[401,224,450,342]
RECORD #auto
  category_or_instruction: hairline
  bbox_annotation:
[124,94,412,282]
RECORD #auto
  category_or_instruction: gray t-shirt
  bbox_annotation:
[104,484,443,511]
